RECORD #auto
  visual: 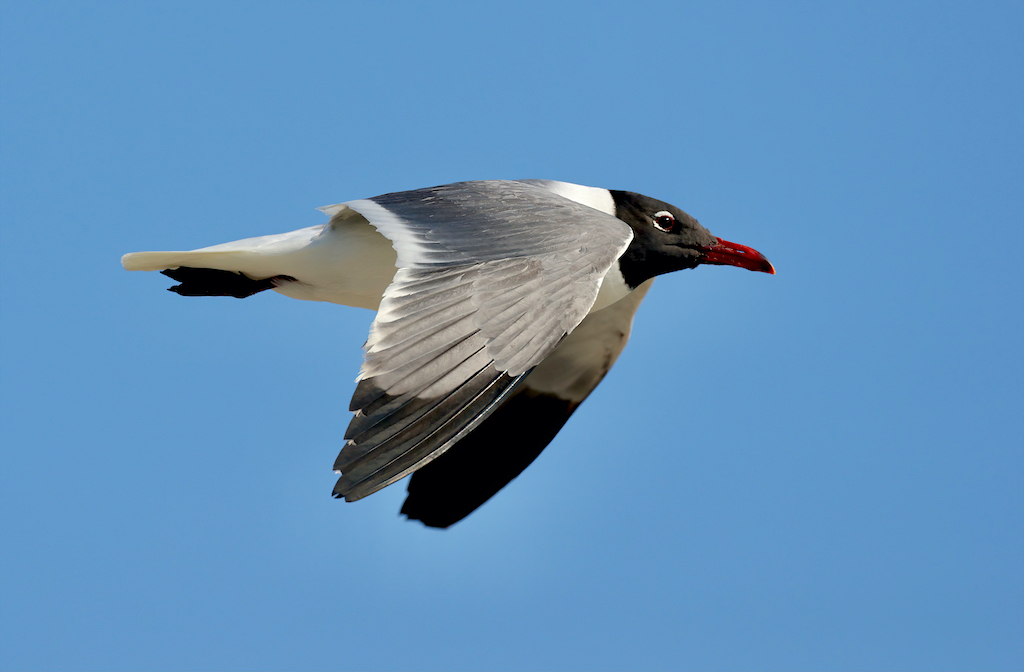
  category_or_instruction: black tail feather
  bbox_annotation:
[161,267,296,299]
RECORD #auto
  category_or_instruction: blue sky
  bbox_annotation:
[1,2,1021,670]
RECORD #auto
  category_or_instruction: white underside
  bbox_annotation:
[591,263,631,312]
[522,278,653,402]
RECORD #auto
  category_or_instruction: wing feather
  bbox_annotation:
[332,181,633,500]
[401,279,655,527]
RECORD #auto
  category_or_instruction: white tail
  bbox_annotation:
[121,218,399,309]
[121,250,254,272]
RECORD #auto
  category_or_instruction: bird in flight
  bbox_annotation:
[123,180,774,527]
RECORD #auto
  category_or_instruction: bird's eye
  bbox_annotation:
[653,211,675,232]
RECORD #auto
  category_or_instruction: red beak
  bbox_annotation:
[700,238,776,274]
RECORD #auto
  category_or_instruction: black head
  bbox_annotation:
[609,190,775,288]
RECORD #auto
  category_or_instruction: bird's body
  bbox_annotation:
[123,179,774,527]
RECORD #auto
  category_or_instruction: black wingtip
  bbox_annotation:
[400,509,453,529]
[160,267,295,298]
[398,389,579,528]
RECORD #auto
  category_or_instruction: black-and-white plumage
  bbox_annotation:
[123,179,774,527]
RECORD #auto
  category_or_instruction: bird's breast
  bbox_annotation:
[589,262,632,314]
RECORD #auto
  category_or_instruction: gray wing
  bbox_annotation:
[332,180,633,501]
[400,279,655,528]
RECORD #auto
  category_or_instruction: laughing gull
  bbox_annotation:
[122,179,774,527]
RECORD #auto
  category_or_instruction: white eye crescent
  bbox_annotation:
[653,210,675,232]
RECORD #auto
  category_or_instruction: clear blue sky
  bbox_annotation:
[1,2,1021,670]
